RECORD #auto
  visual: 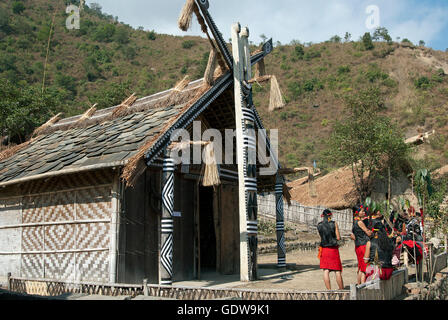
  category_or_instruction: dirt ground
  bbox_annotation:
[176,240,360,292]
[236,241,359,291]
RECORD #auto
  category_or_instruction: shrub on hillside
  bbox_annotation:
[304,47,321,60]
[362,32,374,50]
[414,76,431,89]
[182,40,196,49]
[12,2,25,15]
[114,27,130,44]
[338,65,351,75]
[294,44,304,60]
[147,30,156,40]
[92,23,116,42]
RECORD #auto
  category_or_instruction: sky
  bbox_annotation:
[85,0,448,51]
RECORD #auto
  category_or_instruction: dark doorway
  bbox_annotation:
[198,186,216,272]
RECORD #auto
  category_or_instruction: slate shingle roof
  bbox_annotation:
[0,81,201,186]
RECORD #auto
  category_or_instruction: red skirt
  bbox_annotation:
[320,246,343,271]
[379,267,394,280]
[355,245,367,273]
[366,266,394,281]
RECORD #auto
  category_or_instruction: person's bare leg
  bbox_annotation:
[335,271,344,290]
[323,269,331,290]
[357,271,362,285]
[360,271,366,284]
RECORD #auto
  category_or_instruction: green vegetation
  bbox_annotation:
[362,32,374,50]
[327,87,410,201]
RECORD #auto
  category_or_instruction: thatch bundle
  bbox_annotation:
[178,0,196,32]
[268,75,286,111]
[32,113,63,137]
[201,142,221,187]
[203,48,217,86]
[249,74,285,112]
[169,140,221,187]
[75,104,97,124]
[111,93,138,118]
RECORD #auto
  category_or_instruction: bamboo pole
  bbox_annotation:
[109,171,121,283]
[42,9,57,94]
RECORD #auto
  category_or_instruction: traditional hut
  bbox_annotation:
[288,162,417,211]
[0,0,287,286]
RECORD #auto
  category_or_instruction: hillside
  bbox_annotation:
[1,0,448,175]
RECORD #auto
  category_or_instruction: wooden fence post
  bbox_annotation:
[143,279,148,296]
[350,284,357,300]
[7,272,11,291]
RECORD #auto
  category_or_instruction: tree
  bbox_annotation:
[87,81,131,110]
[372,27,392,43]
[0,79,60,144]
[419,40,425,47]
[147,30,156,40]
[362,32,374,50]
[328,87,410,202]
[114,27,130,44]
[92,23,116,42]
[329,35,341,43]
[344,32,352,42]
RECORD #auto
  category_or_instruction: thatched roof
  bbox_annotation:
[287,165,359,210]
[0,79,205,187]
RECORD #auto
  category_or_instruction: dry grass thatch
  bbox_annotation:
[0,139,33,162]
[288,165,360,210]
[32,113,63,137]
[121,83,212,187]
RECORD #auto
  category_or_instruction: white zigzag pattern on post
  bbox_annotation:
[162,174,174,216]
[161,233,173,278]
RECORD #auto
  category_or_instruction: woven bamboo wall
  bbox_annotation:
[0,170,115,283]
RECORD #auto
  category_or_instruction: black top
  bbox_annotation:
[352,219,370,247]
[369,238,393,269]
[317,220,338,248]
[366,217,383,230]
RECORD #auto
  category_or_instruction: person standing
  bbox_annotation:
[364,222,395,281]
[350,205,373,284]
[317,209,344,290]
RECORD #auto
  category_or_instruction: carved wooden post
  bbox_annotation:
[275,175,286,269]
[232,23,258,281]
[160,152,175,285]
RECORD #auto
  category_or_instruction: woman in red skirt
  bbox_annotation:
[350,205,373,284]
[317,209,344,290]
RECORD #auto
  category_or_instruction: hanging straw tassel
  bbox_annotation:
[203,48,217,86]
[269,75,286,112]
[202,142,221,187]
[178,0,196,31]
